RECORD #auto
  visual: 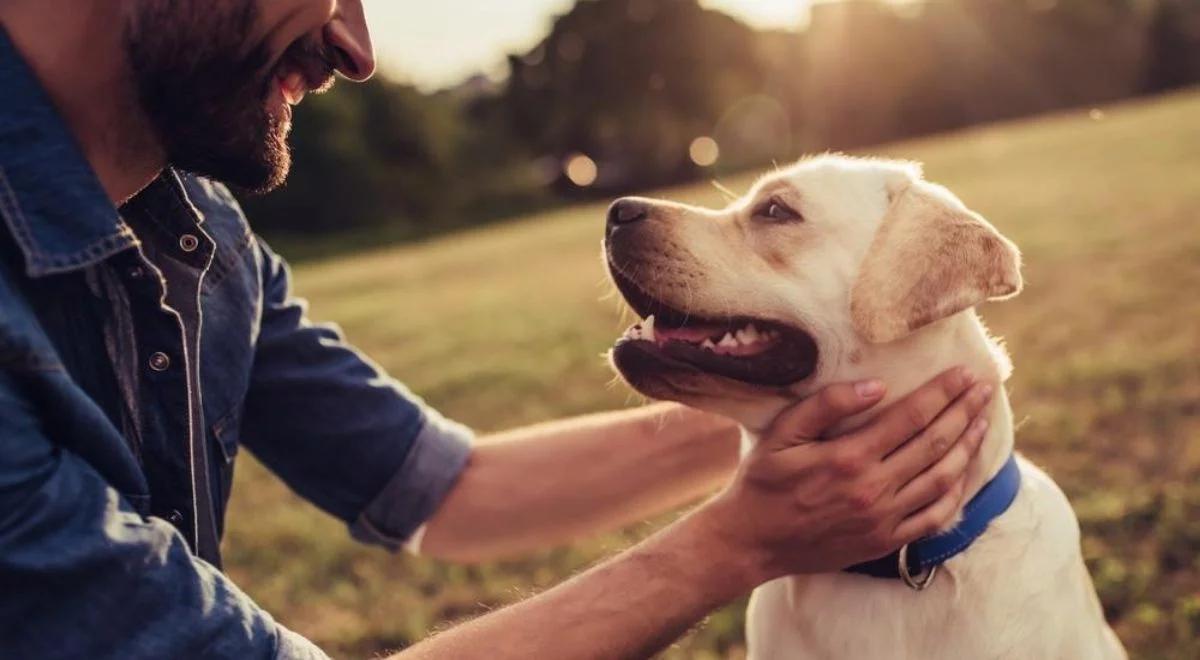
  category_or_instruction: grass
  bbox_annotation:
[222,89,1200,659]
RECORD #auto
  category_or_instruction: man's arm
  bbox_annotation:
[396,371,994,659]
[420,403,740,562]
[0,369,326,659]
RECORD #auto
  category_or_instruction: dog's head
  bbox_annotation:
[604,155,1022,430]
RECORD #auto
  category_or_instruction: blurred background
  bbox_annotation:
[224,1,1200,657]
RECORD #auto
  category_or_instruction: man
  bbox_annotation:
[0,2,993,658]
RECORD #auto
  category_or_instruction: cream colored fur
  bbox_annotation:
[607,155,1125,659]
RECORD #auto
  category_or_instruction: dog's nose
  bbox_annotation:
[607,198,649,226]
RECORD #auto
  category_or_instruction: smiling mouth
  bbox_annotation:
[608,266,818,388]
[270,38,337,109]
[276,71,308,106]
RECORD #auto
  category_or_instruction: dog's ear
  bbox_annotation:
[850,180,1022,344]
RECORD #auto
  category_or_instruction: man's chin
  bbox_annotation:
[171,129,291,194]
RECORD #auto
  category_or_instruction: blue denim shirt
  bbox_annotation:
[0,29,472,659]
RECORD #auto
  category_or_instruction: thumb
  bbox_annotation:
[762,380,886,451]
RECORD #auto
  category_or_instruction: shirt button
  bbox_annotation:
[167,510,184,526]
[128,265,146,280]
[179,234,200,253]
[148,352,171,372]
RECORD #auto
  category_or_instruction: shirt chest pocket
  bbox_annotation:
[199,235,261,518]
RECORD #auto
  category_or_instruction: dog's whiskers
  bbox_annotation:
[711,179,740,203]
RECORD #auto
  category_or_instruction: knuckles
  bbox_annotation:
[904,400,936,431]
[927,432,953,459]
[933,472,957,496]
[845,479,886,513]
[829,447,866,478]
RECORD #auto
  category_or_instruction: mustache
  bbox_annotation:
[275,36,337,93]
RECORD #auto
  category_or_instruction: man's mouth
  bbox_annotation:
[276,71,308,106]
[270,38,337,108]
[609,267,818,387]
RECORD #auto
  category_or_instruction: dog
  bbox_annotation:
[603,155,1125,659]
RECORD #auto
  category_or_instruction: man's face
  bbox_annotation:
[123,0,374,193]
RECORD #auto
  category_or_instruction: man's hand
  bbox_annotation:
[698,367,994,582]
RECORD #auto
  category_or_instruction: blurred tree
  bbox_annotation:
[1144,0,1200,92]
[241,78,548,239]
[500,0,772,193]
[239,0,1200,249]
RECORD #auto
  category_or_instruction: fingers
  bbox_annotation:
[892,475,968,546]
[890,413,990,516]
[762,380,886,452]
[861,367,976,456]
[883,382,994,486]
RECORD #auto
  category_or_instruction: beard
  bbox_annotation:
[123,1,332,194]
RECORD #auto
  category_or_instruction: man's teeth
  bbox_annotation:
[280,72,306,105]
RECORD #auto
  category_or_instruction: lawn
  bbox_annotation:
[224,89,1200,659]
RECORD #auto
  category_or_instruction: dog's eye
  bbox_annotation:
[754,198,801,223]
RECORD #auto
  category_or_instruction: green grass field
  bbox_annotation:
[224,90,1200,659]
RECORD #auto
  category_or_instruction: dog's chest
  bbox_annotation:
[743,461,1119,660]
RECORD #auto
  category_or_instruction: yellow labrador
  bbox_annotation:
[603,155,1125,659]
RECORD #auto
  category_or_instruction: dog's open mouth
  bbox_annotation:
[609,268,818,387]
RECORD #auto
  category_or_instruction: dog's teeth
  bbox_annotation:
[701,338,716,350]
[737,327,760,344]
[719,333,738,348]
[643,315,656,341]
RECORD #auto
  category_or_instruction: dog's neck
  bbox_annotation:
[844,311,1015,506]
[745,310,1014,511]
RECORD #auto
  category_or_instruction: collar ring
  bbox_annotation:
[898,543,938,591]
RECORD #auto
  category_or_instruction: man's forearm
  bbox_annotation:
[421,403,740,562]
[396,507,758,660]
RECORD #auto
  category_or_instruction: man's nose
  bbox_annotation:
[326,0,376,81]
[607,198,650,226]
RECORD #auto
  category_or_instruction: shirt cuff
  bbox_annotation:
[350,408,473,551]
[274,624,331,660]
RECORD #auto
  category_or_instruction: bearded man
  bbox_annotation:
[0,2,992,658]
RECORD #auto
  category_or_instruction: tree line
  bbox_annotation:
[241,0,1200,244]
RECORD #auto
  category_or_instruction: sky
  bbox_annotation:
[361,1,812,91]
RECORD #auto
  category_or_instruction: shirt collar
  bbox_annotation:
[0,25,136,278]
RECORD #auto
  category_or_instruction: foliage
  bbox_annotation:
[223,90,1200,658]
[240,0,1200,247]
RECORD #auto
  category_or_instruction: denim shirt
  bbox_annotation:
[0,29,472,659]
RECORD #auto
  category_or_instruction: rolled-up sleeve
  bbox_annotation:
[0,370,326,660]
[240,239,472,550]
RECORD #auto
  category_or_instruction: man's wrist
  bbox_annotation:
[669,501,771,603]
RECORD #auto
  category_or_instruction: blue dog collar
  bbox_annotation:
[845,453,1021,587]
